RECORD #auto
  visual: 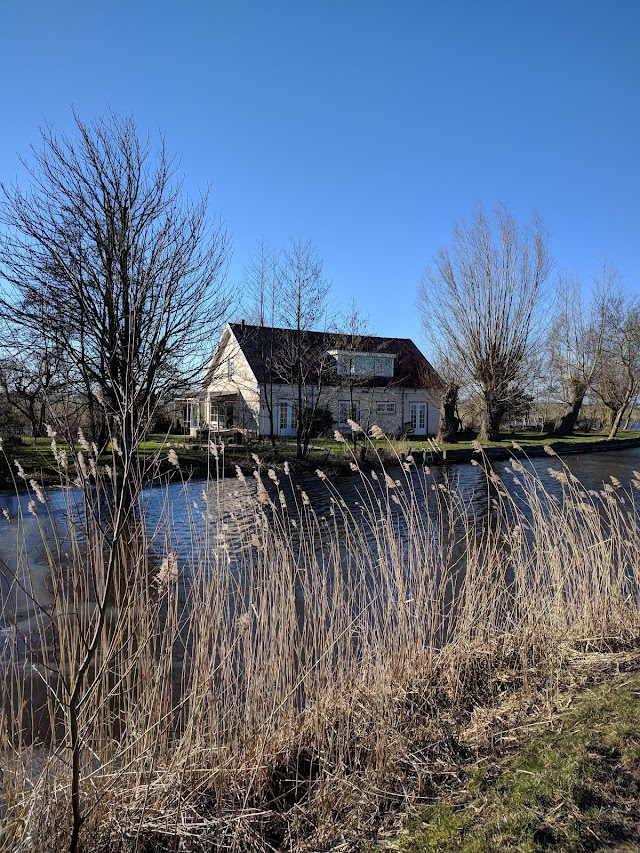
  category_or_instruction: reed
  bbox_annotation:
[0,430,638,851]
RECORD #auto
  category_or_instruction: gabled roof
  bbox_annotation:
[227,323,442,390]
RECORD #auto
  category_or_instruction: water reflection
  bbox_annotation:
[1,447,639,743]
[2,447,638,628]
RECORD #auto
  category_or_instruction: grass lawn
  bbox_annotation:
[5,430,640,487]
[381,673,640,852]
[304,430,640,461]
[2,433,269,485]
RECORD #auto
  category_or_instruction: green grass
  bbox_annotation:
[425,430,640,452]
[3,426,640,850]
[6,430,640,488]
[391,675,640,852]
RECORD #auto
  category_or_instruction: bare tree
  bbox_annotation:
[0,112,231,477]
[243,240,281,445]
[244,239,279,328]
[592,287,640,439]
[547,268,613,436]
[0,115,232,848]
[333,297,374,448]
[275,237,332,459]
[419,204,551,442]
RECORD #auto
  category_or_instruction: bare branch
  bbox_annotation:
[419,203,551,441]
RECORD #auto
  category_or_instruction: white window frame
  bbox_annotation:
[376,400,397,414]
[228,357,235,380]
[330,350,395,378]
[410,402,428,434]
[277,400,298,433]
[338,400,361,426]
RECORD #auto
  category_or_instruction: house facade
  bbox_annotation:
[191,322,441,439]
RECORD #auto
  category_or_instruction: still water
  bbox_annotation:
[0,446,637,746]
[1,446,638,631]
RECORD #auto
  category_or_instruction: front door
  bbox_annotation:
[210,401,235,431]
[410,402,428,436]
[276,401,298,437]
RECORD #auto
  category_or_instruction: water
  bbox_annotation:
[1,447,638,622]
[1,446,638,745]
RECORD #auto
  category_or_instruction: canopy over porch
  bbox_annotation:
[176,390,210,435]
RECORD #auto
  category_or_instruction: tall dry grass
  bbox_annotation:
[0,432,639,851]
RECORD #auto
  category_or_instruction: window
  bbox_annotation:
[354,355,370,375]
[338,400,361,426]
[228,357,235,380]
[374,355,394,377]
[189,401,201,429]
[331,350,394,377]
[375,401,397,414]
[278,401,298,433]
[279,401,289,432]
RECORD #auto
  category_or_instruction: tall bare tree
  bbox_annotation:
[243,240,281,445]
[275,237,332,459]
[547,267,613,436]
[592,287,640,439]
[419,204,551,442]
[0,113,231,850]
[0,112,230,476]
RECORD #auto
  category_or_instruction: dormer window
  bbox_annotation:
[329,350,395,378]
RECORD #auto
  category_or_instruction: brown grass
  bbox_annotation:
[0,434,638,851]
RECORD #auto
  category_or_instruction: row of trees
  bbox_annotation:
[548,270,640,439]
[419,205,640,442]
[0,112,637,460]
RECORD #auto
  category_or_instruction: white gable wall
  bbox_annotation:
[206,327,261,431]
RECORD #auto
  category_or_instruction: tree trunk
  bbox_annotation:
[478,395,503,443]
[607,402,631,439]
[435,382,459,443]
[262,380,277,449]
[623,397,637,431]
[552,383,586,436]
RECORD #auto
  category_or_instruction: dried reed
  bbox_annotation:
[0,435,638,851]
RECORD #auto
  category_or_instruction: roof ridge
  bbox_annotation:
[230,321,415,343]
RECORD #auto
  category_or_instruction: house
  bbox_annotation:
[188,322,442,439]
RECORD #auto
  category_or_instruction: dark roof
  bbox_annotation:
[227,323,442,390]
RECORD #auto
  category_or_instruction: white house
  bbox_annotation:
[185,322,441,438]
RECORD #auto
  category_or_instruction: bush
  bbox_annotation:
[305,405,333,437]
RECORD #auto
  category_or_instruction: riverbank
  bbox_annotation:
[139,429,640,482]
[2,436,640,850]
[426,433,640,466]
[380,654,640,852]
[5,430,640,491]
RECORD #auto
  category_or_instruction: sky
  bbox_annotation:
[1,0,638,354]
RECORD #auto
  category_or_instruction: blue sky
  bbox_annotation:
[1,0,638,352]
